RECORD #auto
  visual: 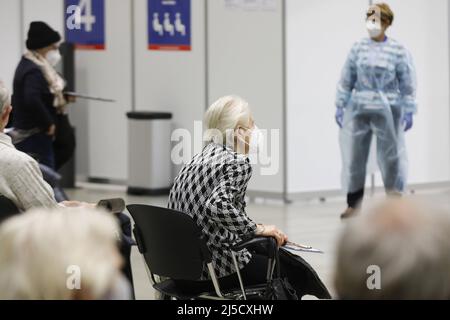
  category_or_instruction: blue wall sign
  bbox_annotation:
[65,0,105,50]
[148,0,191,51]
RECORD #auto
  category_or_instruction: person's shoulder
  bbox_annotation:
[356,37,370,45]
[203,143,250,168]
[385,38,405,50]
[14,60,43,87]
[3,146,38,170]
[353,38,370,48]
[386,38,410,57]
[18,58,47,83]
[7,141,37,166]
[386,37,401,46]
[348,38,369,54]
[17,151,37,168]
[17,57,40,72]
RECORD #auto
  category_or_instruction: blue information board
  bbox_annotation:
[148,0,191,51]
[65,0,105,50]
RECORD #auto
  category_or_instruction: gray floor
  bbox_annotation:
[67,184,450,300]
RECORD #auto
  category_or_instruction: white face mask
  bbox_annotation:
[237,125,263,158]
[366,19,383,39]
[45,49,61,67]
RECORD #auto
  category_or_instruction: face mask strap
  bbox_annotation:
[235,125,257,146]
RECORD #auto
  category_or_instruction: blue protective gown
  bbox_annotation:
[336,37,417,194]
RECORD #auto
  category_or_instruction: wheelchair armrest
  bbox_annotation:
[231,236,278,259]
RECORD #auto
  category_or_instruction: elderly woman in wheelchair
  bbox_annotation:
[162,96,330,300]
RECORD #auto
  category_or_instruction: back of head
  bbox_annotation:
[204,95,251,145]
[0,208,122,300]
[335,199,450,300]
[0,80,10,114]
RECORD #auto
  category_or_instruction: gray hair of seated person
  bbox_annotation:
[0,80,10,114]
[334,199,450,300]
[0,207,124,300]
[203,95,251,146]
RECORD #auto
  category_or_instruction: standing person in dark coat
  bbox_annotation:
[11,21,75,170]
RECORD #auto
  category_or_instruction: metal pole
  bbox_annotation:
[130,0,136,111]
[282,0,290,204]
[205,0,209,109]
[20,0,25,53]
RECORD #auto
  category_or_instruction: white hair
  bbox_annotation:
[203,95,252,145]
[334,199,450,300]
[0,207,122,300]
[0,80,10,114]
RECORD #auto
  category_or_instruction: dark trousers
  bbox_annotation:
[53,114,76,171]
[347,188,365,209]
[15,132,55,169]
[14,115,76,171]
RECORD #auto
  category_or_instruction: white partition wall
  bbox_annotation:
[207,0,285,196]
[386,0,450,185]
[133,0,207,180]
[22,0,64,37]
[71,0,132,181]
[18,0,131,181]
[0,0,63,90]
[0,0,22,88]
[286,0,368,194]
[286,0,450,197]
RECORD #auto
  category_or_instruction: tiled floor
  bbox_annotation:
[67,185,450,300]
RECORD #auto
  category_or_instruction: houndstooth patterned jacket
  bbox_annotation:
[168,143,257,279]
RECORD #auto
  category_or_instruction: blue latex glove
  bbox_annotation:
[335,107,344,128]
[403,112,413,132]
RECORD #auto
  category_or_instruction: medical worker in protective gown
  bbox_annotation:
[335,3,417,219]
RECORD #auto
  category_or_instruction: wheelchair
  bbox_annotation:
[127,204,293,300]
